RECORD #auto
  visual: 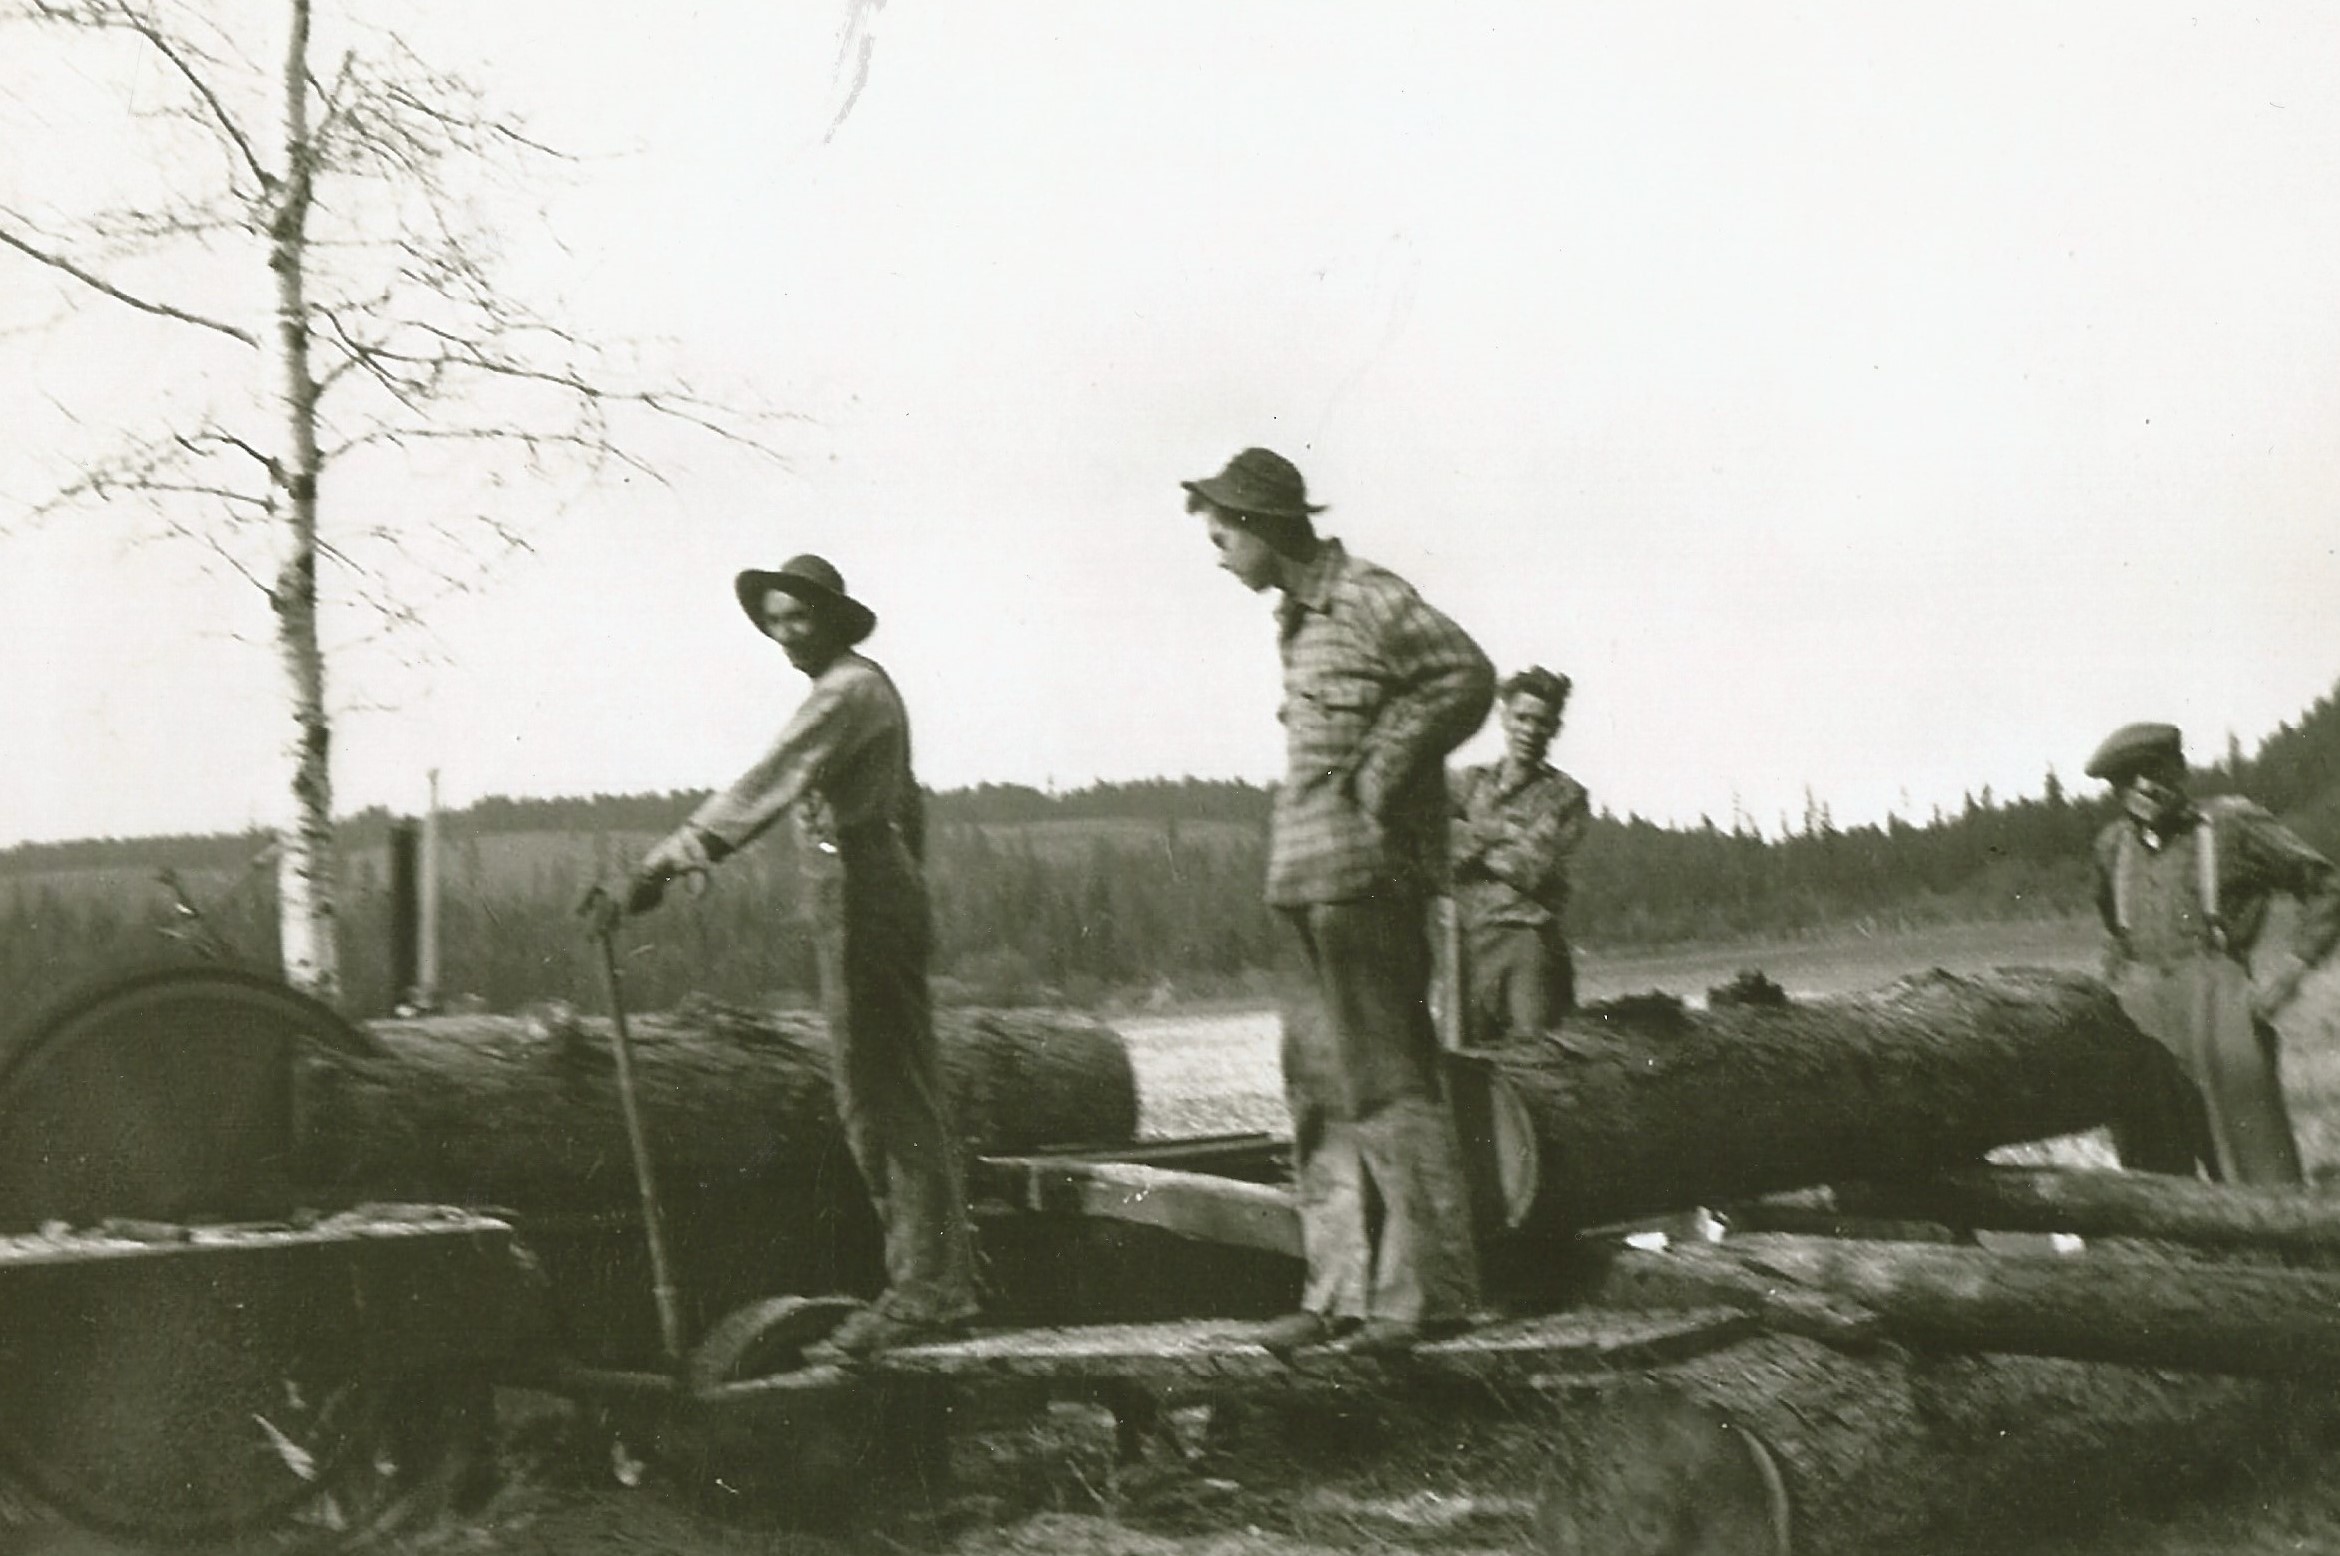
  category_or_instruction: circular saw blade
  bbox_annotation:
[0,964,457,1546]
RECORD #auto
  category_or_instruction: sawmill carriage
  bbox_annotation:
[6,956,2340,1554]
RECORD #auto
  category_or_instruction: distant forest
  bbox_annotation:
[6,682,2337,1018]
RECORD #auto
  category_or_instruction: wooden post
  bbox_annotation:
[416,770,441,1013]
[387,819,420,1015]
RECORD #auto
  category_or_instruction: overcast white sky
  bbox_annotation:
[4,2,2337,849]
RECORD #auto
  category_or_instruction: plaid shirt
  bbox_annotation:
[688,651,926,863]
[1265,540,1494,907]
[1451,759,1591,930]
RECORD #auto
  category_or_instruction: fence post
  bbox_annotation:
[417,770,442,1012]
[389,818,420,1014]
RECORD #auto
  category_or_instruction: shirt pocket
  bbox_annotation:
[1286,673,1384,787]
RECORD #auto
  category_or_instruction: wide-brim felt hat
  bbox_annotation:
[734,554,876,646]
[2085,721,2184,782]
[1180,447,1328,521]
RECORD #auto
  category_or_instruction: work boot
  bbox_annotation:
[1251,1311,1354,1358]
[1324,1314,1473,1358]
[806,1297,973,1365]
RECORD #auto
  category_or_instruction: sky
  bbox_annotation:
[3,1,2338,849]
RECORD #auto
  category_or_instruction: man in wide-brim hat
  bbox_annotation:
[2086,720,2340,1184]
[623,553,979,1358]
[1181,445,1494,1358]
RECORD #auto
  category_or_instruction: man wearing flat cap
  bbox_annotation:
[1183,446,1494,1357]
[2087,720,2340,1183]
[624,554,978,1357]
[1451,667,1592,1043]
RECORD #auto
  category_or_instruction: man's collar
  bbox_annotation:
[2135,798,2205,849]
[1276,538,1346,623]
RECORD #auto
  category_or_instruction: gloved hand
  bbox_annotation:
[624,871,669,916]
[641,826,714,884]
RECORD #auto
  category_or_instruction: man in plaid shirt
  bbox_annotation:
[1182,446,1494,1357]
[1452,666,1591,1041]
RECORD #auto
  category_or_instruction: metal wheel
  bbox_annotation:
[0,964,481,1549]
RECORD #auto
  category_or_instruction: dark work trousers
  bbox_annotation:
[810,830,978,1323]
[1465,920,1575,1042]
[1280,896,1482,1324]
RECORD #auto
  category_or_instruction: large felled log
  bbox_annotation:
[290,999,1138,1364]
[1827,1162,2340,1259]
[1593,1231,2340,1378]
[295,1000,1137,1210]
[1536,1330,2325,1556]
[1460,967,2175,1246]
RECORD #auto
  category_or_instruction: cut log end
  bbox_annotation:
[1534,1381,1789,1556]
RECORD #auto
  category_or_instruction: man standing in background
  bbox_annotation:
[2088,720,2340,1184]
[622,554,979,1359]
[1451,666,1591,1043]
[1183,446,1494,1357]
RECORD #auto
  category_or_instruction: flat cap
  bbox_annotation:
[2084,722,2183,782]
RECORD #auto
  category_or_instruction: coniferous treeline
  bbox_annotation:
[5,682,2335,1019]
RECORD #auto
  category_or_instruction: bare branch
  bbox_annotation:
[0,216,255,345]
[40,0,274,190]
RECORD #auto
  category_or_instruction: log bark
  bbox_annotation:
[1827,1162,2340,1260]
[1461,967,2176,1245]
[1591,1231,2340,1378]
[1536,1331,2324,1556]
[294,999,1138,1211]
[288,999,1138,1365]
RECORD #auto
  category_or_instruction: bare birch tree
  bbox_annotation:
[0,0,785,998]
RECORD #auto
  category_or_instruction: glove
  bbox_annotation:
[641,826,714,881]
[624,871,669,916]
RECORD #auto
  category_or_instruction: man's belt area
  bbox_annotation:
[831,817,905,852]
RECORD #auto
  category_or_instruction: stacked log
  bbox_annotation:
[290,1000,1139,1364]
[1453,967,2180,1247]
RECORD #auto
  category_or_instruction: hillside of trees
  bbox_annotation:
[6,681,2336,1019]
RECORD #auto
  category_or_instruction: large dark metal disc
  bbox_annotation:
[0,965,469,1548]
[0,962,374,1233]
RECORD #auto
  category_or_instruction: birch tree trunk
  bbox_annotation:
[266,0,338,1000]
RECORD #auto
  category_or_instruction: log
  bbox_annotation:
[288,999,1138,1364]
[294,999,1138,1210]
[1592,1231,2340,1378]
[1829,1162,2340,1260]
[1536,1331,2326,1556]
[1459,967,2177,1247]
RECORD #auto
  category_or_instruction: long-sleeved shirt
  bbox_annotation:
[1450,759,1591,931]
[687,650,925,864]
[1266,540,1494,907]
[2095,794,2340,992]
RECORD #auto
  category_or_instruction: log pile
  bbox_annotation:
[290,998,1139,1364]
[1448,967,2184,1246]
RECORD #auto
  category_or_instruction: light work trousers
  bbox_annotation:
[1280,896,1482,1325]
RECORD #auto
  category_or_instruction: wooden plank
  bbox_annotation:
[866,1306,1752,1386]
[970,1157,1302,1257]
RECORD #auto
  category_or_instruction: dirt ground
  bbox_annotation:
[348,1374,2340,1556]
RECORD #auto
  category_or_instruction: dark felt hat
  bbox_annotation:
[734,554,876,646]
[1180,447,1328,521]
[1501,666,1573,709]
[2085,721,2184,783]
